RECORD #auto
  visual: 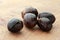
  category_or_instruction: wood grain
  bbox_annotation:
[0,0,60,40]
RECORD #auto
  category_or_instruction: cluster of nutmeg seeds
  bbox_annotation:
[7,7,56,33]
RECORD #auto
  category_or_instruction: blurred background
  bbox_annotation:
[0,0,60,40]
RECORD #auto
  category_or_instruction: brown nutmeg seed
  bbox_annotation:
[24,13,37,28]
[21,7,38,18]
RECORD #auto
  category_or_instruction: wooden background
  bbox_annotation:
[0,0,60,40]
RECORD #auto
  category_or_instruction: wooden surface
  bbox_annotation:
[0,0,60,40]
